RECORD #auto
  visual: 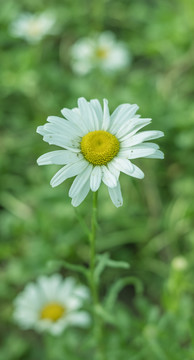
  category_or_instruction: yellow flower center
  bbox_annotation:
[28,21,43,36]
[40,302,66,322]
[81,130,120,166]
[95,47,109,59]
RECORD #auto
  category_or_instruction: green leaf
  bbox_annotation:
[94,253,130,283]
[105,276,143,311]
[94,253,110,282]
[106,258,130,269]
[47,260,88,278]
[94,304,116,325]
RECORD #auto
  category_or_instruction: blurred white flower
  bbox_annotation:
[171,256,188,271]
[13,274,90,335]
[10,12,55,43]
[37,97,164,207]
[70,32,131,75]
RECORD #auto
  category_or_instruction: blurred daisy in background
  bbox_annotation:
[171,256,188,271]
[70,31,131,75]
[37,97,164,207]
[13,274,90,335]
[10,12,56,43]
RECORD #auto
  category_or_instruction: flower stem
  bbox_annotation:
[89,191,106,360]
[90,191,98,303]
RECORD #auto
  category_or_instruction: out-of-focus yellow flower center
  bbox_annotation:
[40,303,66,322]
[28,20,43,36]
[81,130,120,166]
[95,47,109,59]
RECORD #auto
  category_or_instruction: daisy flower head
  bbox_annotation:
[37,98,164,208]
[13,274,90,336]
[70,31,130,75]
[171,256,188,271]
[10,12,55,43]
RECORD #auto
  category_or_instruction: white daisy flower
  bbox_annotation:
[171,257,188,271]
[70,31,130,75]
[10,12,55,43]
[37,97,164,208]
[13,274,90,336]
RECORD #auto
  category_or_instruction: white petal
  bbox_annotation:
[14,298,40,314]
[61,107,87,134]
[43,133,80,151]
[61,108,80,123]
[145,150,164,159]
[78,97,96,132]
[119,146,156,159]
[107,161,120,180]
[14,283,41,309]
[37,274,63,301]
[110,104,139,134]
[47,115,67,124]
[64,288,89,310]
[60,283,89,310]
[138,142,159,150]
[37,125,49,136]
[119,142,160,157]
[123,130,164,147]
[102,165,117,188]
[47,116,80,133]
[102,48,128,71]
[111,158,134,175]
[42,133,71,146]
[102,99,110,130]
[77,98,90,128]
[57,277,77,303]
[98,31,115,46]
[130,165,144,179]
[14,311,38,327]
[71,179,90,207]
[90,104,100,130]
[73,285,90,301]
[47,321,67,335]
[66,311,91,327]
[108,181,123,207]
[90,166,102,191]
[50,160,88,187]
[34,319,54,333]
[37,150,82,165]
[65,297,82,311]
[90,99,103,126]
[116,118,151,139]
[44,121,79,137]
[78,97,99,130]
[110,103,128,121]
[69,164,93,197]
[37,116,81,138]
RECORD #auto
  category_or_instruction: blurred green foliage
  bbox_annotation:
[0,0,194,358]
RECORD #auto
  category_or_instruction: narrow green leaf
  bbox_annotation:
[106,259,130,269]
[94,253,110,282]
[94,253,130,283]
[47,259,88,278]
[105,276,143,310]
[94,304,116,325]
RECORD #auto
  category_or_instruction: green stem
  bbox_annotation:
[89,191,106,360]
[90,191,98,303]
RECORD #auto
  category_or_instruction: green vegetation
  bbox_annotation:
[1,0,194,359]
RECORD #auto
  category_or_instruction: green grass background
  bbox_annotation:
[0,0,194,358]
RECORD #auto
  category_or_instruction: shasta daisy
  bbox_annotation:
[37,97,164,207]
[13,274,90,335]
